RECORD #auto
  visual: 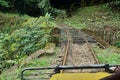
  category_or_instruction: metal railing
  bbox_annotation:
[21,64,120,80]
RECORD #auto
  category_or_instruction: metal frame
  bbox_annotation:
[21,64,120,80]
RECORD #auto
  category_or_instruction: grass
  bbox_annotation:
[24,56,53,67]
[63,5,104,29]
[94,46,120,64]
[0,47,59,80]
[61,4,120,30]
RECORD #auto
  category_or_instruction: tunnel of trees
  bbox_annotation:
[0,0,52,16]
[0,0,120,16]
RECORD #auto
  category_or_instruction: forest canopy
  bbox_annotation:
[0,0,54,16]
[0,0,120,16]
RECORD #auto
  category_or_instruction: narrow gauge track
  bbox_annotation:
[60,28,100,73]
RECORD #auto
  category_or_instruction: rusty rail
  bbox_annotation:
[80,30,99,64]
[61,30,71,73]
[61,28,100,73]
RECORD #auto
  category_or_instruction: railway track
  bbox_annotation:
[21,26,106,80]
[60,28,100,72]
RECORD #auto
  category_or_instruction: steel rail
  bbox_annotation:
[61,29,71,73]
[61,28,100,73]
[80,30,99,64]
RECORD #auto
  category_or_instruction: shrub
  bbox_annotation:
[0,0,60,16]
[0,14,55,73]
[115,41,120,47]
[109,0,120,11]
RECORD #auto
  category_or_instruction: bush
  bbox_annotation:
[0,0,10,7]
[109,0,120,11]
[0,13,55,73]
[0,0,59,16]
[115,41,120,47]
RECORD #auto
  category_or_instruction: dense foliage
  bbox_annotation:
[1,0,120,16]
[109,0,120,11]
[0,0,58,16]
[109,0,120,47]
[0,0,15,8]
[115,41,120,47]
[0,13,55,73]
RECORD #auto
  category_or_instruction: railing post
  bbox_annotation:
[105,64,110,72]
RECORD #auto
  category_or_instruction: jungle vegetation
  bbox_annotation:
[0,0,120,16]
[0,0,120,79]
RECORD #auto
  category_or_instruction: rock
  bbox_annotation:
[44,43,56,54]
[45,48,55,54]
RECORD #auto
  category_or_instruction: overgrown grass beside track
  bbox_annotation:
[94,46,120,64]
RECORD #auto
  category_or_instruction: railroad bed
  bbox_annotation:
[60,28,100,73]
[21,27,104,80]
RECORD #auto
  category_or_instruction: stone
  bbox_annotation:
[45,43,56,54]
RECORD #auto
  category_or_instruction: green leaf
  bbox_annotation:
[0,1,10,7]
[0,64,2,68]
[6,60,17,64]
[10,43,18,52]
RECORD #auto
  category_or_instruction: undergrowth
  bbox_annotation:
[63,4,119,28]
[63,4,120,46]
[0,12,56,73]
[115,41,120,47]
[0,47,59,80]
[94,46,120,64]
